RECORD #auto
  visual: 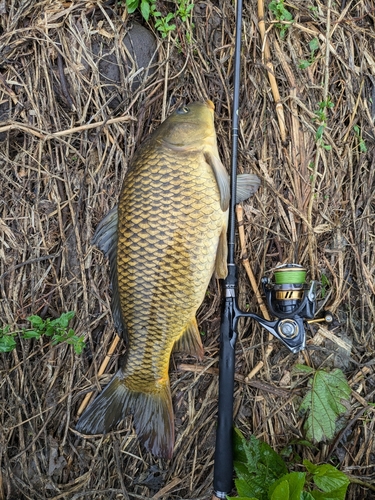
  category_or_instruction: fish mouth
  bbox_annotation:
[206,100,215,110]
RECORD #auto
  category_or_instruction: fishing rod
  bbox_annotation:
[212,1,332,498]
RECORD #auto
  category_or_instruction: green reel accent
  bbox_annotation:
[274,266,307,285]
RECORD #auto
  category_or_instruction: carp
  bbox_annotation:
[76,100,260,458]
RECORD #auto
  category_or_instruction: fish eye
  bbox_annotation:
[176,105,190,114]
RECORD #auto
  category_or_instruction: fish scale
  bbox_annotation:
[76,100,260,458]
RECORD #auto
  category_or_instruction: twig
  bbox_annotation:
[161,32,171,121]
[0,115,134,139]
[178,363,291,397]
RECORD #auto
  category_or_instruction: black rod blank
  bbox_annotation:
[213,0,244,497]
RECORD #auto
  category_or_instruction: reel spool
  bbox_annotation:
[262,264,316,321]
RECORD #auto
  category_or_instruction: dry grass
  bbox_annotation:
[1,0,375,499]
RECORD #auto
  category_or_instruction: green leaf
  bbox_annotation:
[140,0,150,21]
[305,461,350,492]
[51,311,75,329]
[233,433,288,499]
[235,478,261,498]
[234,428,249,465]
[227,497,258,500]
[293,364,315,375]
[301,493,315,500]
[269,472,306,500]
[27,315,45,329]
[22,330,42,339]
[126,0,139,13]
[271,480,289,500]
[316,125,325,140]
[299,60,311,69]
[0,334,17,353]
[309,38,319,52]
[299,369,351,442]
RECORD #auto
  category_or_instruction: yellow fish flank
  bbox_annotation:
[76,101,260,458]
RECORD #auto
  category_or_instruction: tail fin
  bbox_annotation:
[76,371,174,459]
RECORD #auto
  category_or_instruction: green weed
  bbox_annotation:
[228,429,350,500]
[314,98,334,151]
[123,0,194,39]
[353,125,367,153]
[299,38,319,69]
[0,311,85,355]
[268,0,294,38]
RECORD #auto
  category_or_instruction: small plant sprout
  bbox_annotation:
[299,37,320,69]
[353,125,367,153]
[268,0,294,38]
[314,98,334,151]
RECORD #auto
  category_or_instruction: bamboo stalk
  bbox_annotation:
[257,0,287,142]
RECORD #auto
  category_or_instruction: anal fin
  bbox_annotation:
[173,317,204,360]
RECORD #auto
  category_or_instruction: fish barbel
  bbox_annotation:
[76,100,260,458]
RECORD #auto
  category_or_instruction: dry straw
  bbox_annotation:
[0,1,374,499]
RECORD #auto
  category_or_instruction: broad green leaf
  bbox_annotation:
[227,497,258,500]
[271,480,289,500]
[306,461,350,493]
[301,493,315,500]
[140,0,150,21]
[51,311,75,329]
[234,428,249,464]
[299,369,351,442]
[235,478,264,498]
[309,486,348,500]
[269,472,306,500]
[303,461,349,499]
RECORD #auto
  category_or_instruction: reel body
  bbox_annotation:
[238,264,331,353]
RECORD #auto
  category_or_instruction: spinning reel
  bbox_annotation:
[239,264,332,353]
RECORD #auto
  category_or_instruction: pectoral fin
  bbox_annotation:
[174,317,204,360]
[204,151,230,211]
[236,174,261,203]
[215,225,228,278]
[92,207,127,343]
